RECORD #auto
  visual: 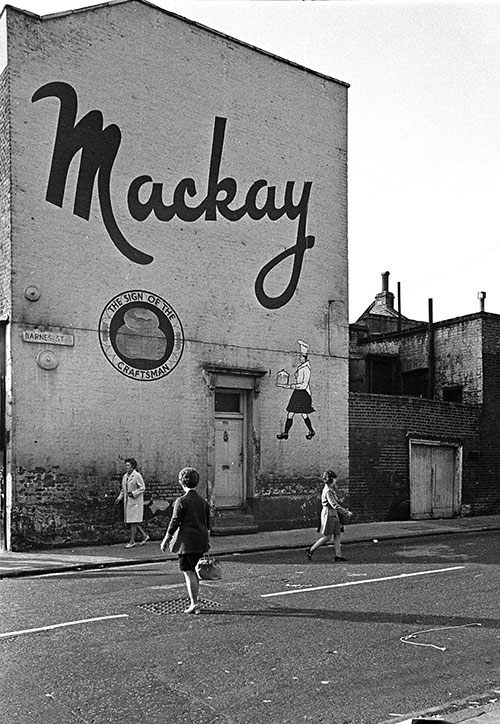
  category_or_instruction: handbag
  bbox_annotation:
[337,507,352,526]
[196,551,222,580]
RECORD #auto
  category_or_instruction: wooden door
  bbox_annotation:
[431,445,456,517]
[214,416,244,507]
[410,442,460,519]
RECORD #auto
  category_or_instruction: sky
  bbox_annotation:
[4,0,500,323]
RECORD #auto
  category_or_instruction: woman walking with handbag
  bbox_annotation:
[160,467,211,614]
[307,470,351,561]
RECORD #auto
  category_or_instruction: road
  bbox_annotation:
[1,531,499,723]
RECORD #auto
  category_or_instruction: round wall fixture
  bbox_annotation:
[36,349,59,370]
[24,286,41,301]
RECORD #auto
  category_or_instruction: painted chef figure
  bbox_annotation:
[277,339,315,440]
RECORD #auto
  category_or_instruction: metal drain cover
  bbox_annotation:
[138,598,222,615]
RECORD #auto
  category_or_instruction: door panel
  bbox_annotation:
[432,446,455,518]
[410,443,459,519]
[214,417,244,507]
[410,444,432,519]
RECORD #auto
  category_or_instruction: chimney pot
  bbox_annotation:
[478,291,486,312]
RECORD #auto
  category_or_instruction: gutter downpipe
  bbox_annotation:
[427,298,435,399]
[397,282,402,333]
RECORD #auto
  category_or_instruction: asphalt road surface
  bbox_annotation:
[1,531,499,724]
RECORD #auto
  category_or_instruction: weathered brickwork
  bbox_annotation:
[433,317,483,404]
[2,3,349,549]
[0,65,11,319]
[355,315,484,404]
[478,316,500,511]
[349,393,481,522]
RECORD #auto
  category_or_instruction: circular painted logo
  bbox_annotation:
[98,291,184,381]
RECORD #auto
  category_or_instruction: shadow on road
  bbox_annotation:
[198,606,499,630]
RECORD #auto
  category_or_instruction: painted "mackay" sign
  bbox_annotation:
[32,81,316,310]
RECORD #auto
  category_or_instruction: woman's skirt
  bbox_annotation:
[286,389,315,414]
[319,507,341,536]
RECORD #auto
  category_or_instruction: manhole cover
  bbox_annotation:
[138,598,222,615]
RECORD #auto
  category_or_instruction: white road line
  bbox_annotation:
[261,566,465,598]
[0,614,129,639]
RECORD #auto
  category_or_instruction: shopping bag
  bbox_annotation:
[337,507,352,526]
[196,552,222,580]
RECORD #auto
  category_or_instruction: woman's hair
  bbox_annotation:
[125,457,138,469]
[179,467,199,489]
[323,469,337,483]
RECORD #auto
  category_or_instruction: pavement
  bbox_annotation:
[2,513,500,723]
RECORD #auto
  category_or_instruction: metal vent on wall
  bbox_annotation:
[138,598,222,615]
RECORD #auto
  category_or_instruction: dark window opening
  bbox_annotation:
[366,356,399,395]
[402,368,429,398]
[215,390,241,413]
[443,385,463,402]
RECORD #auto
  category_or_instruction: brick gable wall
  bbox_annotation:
[0,66,11,319]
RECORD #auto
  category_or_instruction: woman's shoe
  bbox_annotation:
[305,430,316,440]
[306,547,313,560]
[334,556,347,561]
[124,542,136,549]
[184,603,201,614]
[139,535,150,546]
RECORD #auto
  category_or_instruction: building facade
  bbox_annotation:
[0,1,349,550]
[350,274,500,522]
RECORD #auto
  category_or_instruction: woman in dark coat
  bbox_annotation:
[160,467,210,614]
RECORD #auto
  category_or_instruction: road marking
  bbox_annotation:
[261,566,465,598]
[0,614,128,639]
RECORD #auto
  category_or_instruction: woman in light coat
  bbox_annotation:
[307,470,349,561]
[115,458,149,548]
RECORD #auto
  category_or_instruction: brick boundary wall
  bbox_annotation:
[349,392,482,522]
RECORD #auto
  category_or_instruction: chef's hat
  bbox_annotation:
[297,339,309,356]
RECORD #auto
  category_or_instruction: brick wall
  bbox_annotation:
[433,318,483,404]
[354,315,484,404]
[349,392,481,522]
[478,316,500,510]
[0,65,11,319]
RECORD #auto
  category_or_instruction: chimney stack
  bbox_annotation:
[373,271,394,310]
[478,291,486,312]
